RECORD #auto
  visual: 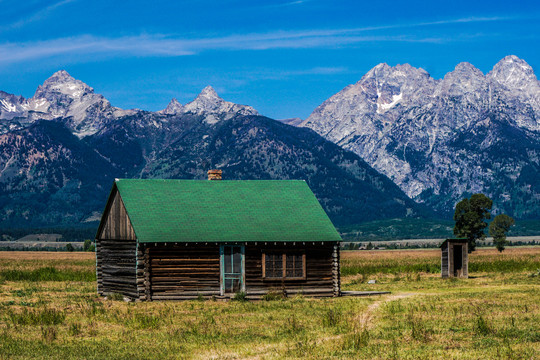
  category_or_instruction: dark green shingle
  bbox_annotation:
[115,179,341,243]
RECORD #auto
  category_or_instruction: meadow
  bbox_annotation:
[0,248,538,359]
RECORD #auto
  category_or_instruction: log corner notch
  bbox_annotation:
[332,243,341,297]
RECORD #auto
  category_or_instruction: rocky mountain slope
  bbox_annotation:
[301,56,540,218]
[0,74,426,227]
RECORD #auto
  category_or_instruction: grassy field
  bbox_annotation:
[0,248,538,359]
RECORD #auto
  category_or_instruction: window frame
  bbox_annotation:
[262,251,306,280]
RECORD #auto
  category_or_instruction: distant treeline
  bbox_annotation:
[342,240,540,250]
[339,218,540,241]
[0,224,97,242]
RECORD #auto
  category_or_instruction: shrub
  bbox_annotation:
[41,326,57,343]
[129,313,161,330]
[262,291,285,301]
[232,291,247,302]
[474,313,492,335]
[342,327,370,350]
[322,308,342,328]
[108,293,125,301]
[8,308,65,326]
[69,322,82,336]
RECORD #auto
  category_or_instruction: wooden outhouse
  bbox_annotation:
[95,176,342,300]
[440,238,468,278]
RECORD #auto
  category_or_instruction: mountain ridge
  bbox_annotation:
[300,55,540,218]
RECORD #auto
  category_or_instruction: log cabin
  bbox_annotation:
[95,171,342,300]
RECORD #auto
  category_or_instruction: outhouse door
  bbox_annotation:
[220,245,245,295]
[453,245,463,277]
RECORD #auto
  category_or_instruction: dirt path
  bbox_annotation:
[223,293,424,359]
[356,292,419,329]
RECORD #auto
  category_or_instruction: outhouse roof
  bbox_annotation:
[440,238,468,247]
[105,179,342,243]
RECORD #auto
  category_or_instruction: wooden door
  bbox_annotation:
[220,245,245,295]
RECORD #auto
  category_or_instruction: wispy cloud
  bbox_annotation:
[0,0,76,31]
[0,15,524,64]
[265,0,310,8]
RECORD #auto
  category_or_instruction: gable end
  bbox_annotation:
[96,184,136,241]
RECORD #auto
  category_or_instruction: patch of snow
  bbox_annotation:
[0,99,16,112]
[73,128,98,139]
[377,92,402,114]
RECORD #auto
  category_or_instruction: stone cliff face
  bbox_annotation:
[301,56,540,218]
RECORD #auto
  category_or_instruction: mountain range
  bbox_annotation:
[0,72,424,228]
[0,55,538,229]
[300,55,540,218]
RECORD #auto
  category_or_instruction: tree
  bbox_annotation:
[83,239,92,252]
[65,243,74,252]
[489,214,515,252]
[453,193,493,252]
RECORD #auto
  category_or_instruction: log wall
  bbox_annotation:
[441,243,449,278]
[244,242,337,299]
[98,237,340,300]
[134,242,339,301]
[96,189,138,298]
[148,243,221,300]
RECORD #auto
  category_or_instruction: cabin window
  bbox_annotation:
[262,252,306,279]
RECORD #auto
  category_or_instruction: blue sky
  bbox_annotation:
[0,0,539,119]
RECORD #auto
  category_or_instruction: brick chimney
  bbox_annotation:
[207,169,222,180]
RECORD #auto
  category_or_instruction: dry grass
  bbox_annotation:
[0,251,94,274]
[0,251,94,261]
[341,247,540,276]
[0,248,538,359]
[342,246,540,262]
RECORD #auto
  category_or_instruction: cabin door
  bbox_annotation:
[220,245,245,295]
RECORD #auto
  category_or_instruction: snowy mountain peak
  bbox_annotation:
[160,98,184,115]
[438,62,486,96]
[37,70,94,98]
[364,62,430,80]
[46,70,75,82]
[451,62,484,77]
[488,55,538,90]
[184,86,259,121]
[198,85,220,100]
[372,62,390,70]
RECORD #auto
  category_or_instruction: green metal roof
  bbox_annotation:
[113,179,341,243]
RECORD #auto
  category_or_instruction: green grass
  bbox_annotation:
[0,266,95,282]
[6,307,66,326]
[0,249,538,359]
